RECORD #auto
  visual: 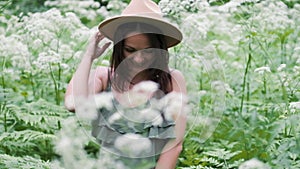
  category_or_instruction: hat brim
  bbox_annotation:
[98,16,182,48]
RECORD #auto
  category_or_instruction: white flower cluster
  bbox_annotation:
[97,81,189,127]
[249,1,295,33]
[106,0,128,17]
[0,7,96,87]
[55,117,96,169]
[254,66,271,75]
[0,34,31,71]
[118,81,159,107]
[45,0,102,21]
[159,0,200,20]
[289,102,300,110]
[114,133,152,158]
[159,91,189,121]
[180,1,242,57]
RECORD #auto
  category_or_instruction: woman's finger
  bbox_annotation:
[99,42,111,54]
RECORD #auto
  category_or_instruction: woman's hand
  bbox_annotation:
[85,31,111,61]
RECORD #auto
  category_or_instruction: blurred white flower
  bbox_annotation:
[32,39,43,50]
[160,92,188,121]
[108,111,123,124]
[293,66,300,75]
[277,64,286,72]
[198,90,207,97]
[232,61,244,69]
[94,92,114,110]
[56,136,72,151]
[119,81,159,107]
[101,59,110,66]
[33,50,61,72]
[212,81,234,95]
[140,108,163,126]
[75,97,98,120]
[239,158,270,169]
[96,151,128,169]
[114,133,152,158]
[254,66,271,74]
[131,81,159,94]
[289,102,300,109]
[97,6,110,18]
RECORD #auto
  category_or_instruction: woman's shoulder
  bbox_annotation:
[169,68,185,79]
[95,66,110,73]
[169,68,187,94]
[93,66,110,78]
[93,66,110,91]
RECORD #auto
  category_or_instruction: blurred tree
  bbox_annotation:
[3,0,50,15]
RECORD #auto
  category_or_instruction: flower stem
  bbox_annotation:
[240,44,252,114]
[49,63,60,105]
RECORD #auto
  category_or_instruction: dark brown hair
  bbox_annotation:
[110,22,172,96]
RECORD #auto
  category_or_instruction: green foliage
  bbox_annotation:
[1,0,50,15]
[0,99,73,163]
[0,130,55,159]
[8,99,71,133]
[175,0,300,168]
[0,154,59,169]
[1,0,300,168]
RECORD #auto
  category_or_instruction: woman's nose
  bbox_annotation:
[133,52,144,64]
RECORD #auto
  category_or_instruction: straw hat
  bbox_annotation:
[98,0,182,48]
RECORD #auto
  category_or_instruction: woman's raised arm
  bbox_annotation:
[64,32,111,111]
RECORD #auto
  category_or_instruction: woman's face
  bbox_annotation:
[123,32,156,72]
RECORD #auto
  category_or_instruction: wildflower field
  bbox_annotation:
[1,0,300,168]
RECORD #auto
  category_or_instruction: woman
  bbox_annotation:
[65,0,186,168]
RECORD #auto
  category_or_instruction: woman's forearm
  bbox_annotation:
[64,53,93,111]
[155,142,183,169]
[72,54,93,98]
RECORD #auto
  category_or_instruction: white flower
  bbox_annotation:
[101,59,110,66]
[254,66,271,74]
[75,97,98,120]
[32,39,43,50]
[56,136,72,151]
[94,92,113,110]
[160,92,188,121]
[199,90,207,97]
[211,81,234,95]
[277,64,286,72]
[108,112,122,124]
[289,102,300,109]
[119,81,159,107]
[239,158,270,169]
[140,108,163,126]
[293,66,300,74]
[114,133,152,158]
[131,81,159,94]
[232,61,244,69]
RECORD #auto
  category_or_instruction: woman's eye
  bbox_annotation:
[143,48,154,54]
[124,48,136,53]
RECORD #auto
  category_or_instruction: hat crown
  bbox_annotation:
[98,0,182,48]
[122,0,162,19]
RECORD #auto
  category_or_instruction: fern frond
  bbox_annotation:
[203,148,241,161]
[9,99,73,133]
[0,130,56,158]
[0,154,62,169]
[0,103,15,132]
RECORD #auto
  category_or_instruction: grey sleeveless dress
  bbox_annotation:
[91,73,176,169]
